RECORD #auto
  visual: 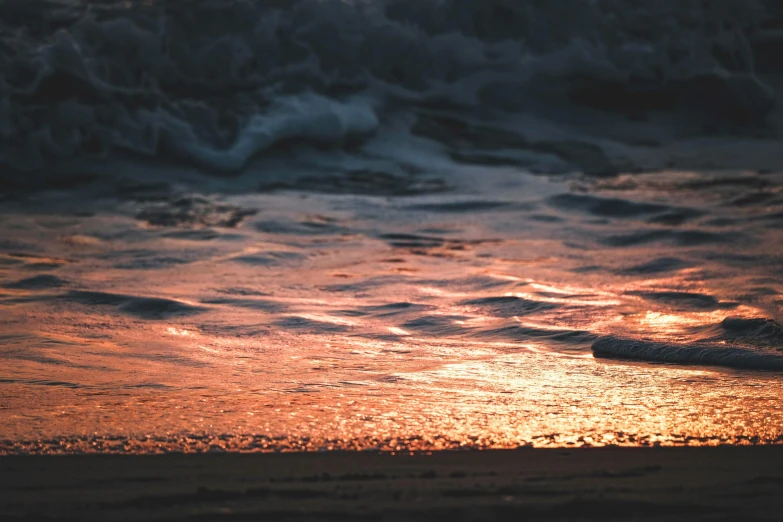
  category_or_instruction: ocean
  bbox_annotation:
[0,0,782,453]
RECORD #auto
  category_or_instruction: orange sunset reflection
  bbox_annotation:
[1,169,782,454]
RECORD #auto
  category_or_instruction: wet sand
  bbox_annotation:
[2,447,783,521]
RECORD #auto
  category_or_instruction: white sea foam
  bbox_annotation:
[1,0,781,171]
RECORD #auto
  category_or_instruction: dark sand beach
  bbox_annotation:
[3,447,783,521]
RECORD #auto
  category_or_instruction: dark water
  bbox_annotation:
[1,0,782,453]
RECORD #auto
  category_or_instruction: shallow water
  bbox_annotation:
[2,147,782,452]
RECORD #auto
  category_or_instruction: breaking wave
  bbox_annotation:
[1,0,782,172]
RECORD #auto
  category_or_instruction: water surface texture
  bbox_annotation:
[1,0,783,453]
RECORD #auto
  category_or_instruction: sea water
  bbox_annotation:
[1,0,782,453]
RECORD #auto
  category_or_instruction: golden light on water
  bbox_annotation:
[1,171,782,453]
[2,266,782,453]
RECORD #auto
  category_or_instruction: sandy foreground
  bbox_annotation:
[2,447,783,521]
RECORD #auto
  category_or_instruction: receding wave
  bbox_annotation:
[592,336,783,372]
[1,0,781,173]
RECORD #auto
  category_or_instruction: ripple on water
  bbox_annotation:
[201,297,286,313]
[630,291,733,312]
[231,252,307,266]
[61,291,207,319]
[548,193,685,219]
[616,257,693,275]
[3,274,67,289]
[461,296,559,318]
[601,229,734,247]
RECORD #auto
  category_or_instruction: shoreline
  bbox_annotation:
[3,446,783,521]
